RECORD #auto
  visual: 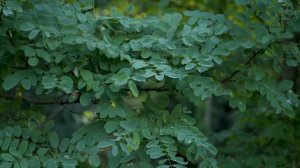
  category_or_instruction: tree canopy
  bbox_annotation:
[0,0,299,167]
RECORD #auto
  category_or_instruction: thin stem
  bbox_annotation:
[220,44,271,84]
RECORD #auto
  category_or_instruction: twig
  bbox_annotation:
[0,86,170,105]
[136,87,170,92]
[0,0,5,23]
[0,93,70,105]
[220,46,270,84]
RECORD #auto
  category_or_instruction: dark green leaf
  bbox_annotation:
[35,49,51,63]
[28,29,40,40]
[80,93,92,106]
[80,70,93,82]
[20,22,35,31]
[128,80,139,97]
[1,153,16,162]
[42,75,57,89]
[88,155,100,167]
[59,76,73,94]
[49,132,59,148]
[28,57,39,66]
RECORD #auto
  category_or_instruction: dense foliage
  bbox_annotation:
[0,0,299,167]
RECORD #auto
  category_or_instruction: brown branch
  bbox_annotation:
[0,93,70,105]
[220,46,269,84]
[0,86,170,105]
[135,87,170,92]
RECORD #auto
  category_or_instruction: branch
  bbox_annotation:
[0,0,4,23]
[0,87,169,105]
[0,8,3,23]
[0,93,70,105]
[220,46,269,84]
[135,87,170,92]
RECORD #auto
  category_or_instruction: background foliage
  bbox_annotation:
[0,0,299,167]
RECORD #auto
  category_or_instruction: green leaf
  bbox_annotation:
[2,71,31,91]
[97,140,114,148]
[80,93,91,106]
[88,155,100,167]
[277,80,293,91]
[99,104,126,118]
[36,147,48,156]
[111,68,132,86]
[177,132,186,142]
[30,130,41,142]
[214,23,228,35]
[206,144,218,155]
[104,121,119,133]
[141,50,152,59]
[242,41,255,49]
[286,59,298,67]
[181,57,192,65]
[237,102,246,112]
[20,159,28,168]
[132,60,149,69]
[13,162,20,168]
[21,79,31,90]
[2,75,21,91]
[20,22,35,31]
[21,46,35,57]
[28,29,40,40]
[163,13,182,26]
[181,25,192,37]
[46,39,60,50]
[80,70,93,82]
[141,120,153,140]
[0,162,12,168]
[1,153,16,162]
[60,158,78,167]
[76,140,85,152]
[120,120,138,131]
[111,144,119,156]
[42,75,57,89]
[261,34,274,44]
[18,141,28,154]
[128,80,139,97]
[35,49,51,63]
[146,147,164,159]
[28,57,39,66]
[59,138,70,152]
[159,0,169,8]
[59,76,73,94]
[87,41,96,51]
[130,132,140,150]
[14,126,22,137]
[225,40,241,51]
[49,132,59,148]
[9,139,19,151]
[185,63,195,70]
[76,13,87,23]
[95,87,104,99]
